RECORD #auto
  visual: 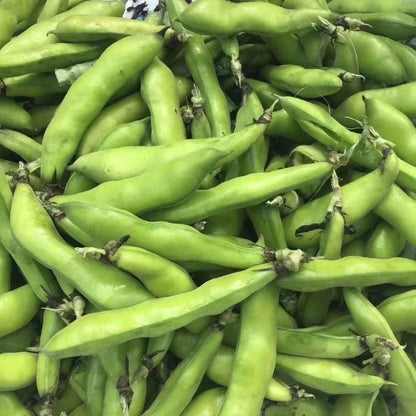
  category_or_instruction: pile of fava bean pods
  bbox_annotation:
[3,0,416,415]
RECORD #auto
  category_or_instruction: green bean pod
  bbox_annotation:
[0,0,125,54]
[85,356,106,416]
[38,0,68,21]
[276,256,416,291]
[0,129,41,161]
[330,390,378,416]
[0,190,61,302]
[333,81,416,128]
[68,117,270,182]
[142,323,224,416]
[0,97,34,132]
[328,0,416,13]
[0,391,32,416]
[41,33,163,183]
[344,12,416,40]
[365,97,416,166]
[0,41,109,78]
[218,284,279,416]
[283,150,399,248]
[76,91,149,156]
[185,35,231,137]
[365,220,406,258]
[0,0,38,23]
[52,148,225,215]
[276,354,388,394]
[141,57,187,145]
[36,309,65,399]
[0,8,17,49]
[374,183,416,246]
[343,287,416,416]
[98,118,150,150]
[105,244,196,297]
[60,201,267,268]
[264,398,331,416]
[259,64,343,98]
[170,329,293,402]
[378,36,416,81]
[43,264,278,358]
[0,323,38,353]
[181,387,226,416]
[1,73,67,97]
[10,177,153,310]
[52,14,164,42]
[0,352,37,391]
[178,0,334,36]
[0,285,40,338]
[0,242,11,295]
[146,161,334,224]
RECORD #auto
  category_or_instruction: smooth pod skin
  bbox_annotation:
[282,150,399,248]
[365,220,406,258]
[178,0,334,36]
[42,264,277,358]
[185,35,231,137]
[181,387,226,416]
[36,309,65,399]
[0,0,38,23]
[341,30,407,85]
[52,148,225,215]
[381,36,416,81]
[141,57,187,145]
[76,91,149,156]
[170,329,293,402]
[38,0,69,21]
[0,391,32,416]
[343,288,416,416]
[0,352,37,391]
[0,190,60,302]
[60,201,266,268]
[0,324,38,353]
[377,290,416,332]
[0,0,124,54]
[98,118,150,150]
[365,97,416,166]
[0,285,40,338]
[68,120,269,183]
[41,33,163,183]
[264,398,331,416]
[275,329,366,359]
[142,324,224,416]
[275,354,387,395]
[279,95,359,151]
[0,7,17,49]
[10,179,153,310]
[107,245,196,297]
[333,81,416,128]
[374,183,416,246]
[330,390,377,416]
[0,243,11,294]
[0,42,108,77]
[146,161,334,224]
[0,0,125,54]
[218,284,279,416]
[52,14,164,42]
[0,97,34,132]
[259,64,343,98]
[0,129,42,162]
[1,73,67,97]
[85,356,106,416]
[328,0,416,13]
[276,256,416,291]
[344,12,416,40]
